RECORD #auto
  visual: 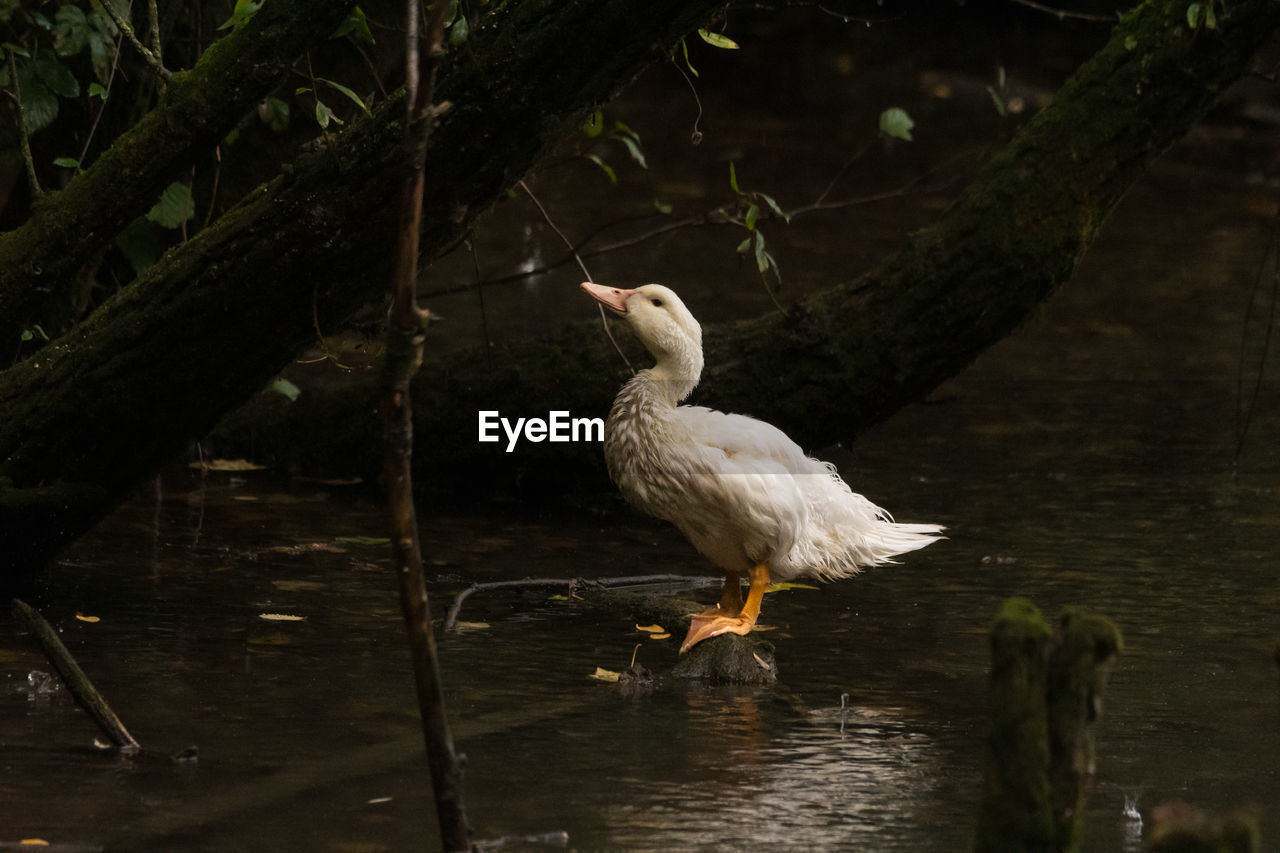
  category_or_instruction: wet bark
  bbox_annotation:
[973,599,1122,853]
[2,1,1279,575]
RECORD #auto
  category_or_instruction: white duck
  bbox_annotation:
[582,281,943,653]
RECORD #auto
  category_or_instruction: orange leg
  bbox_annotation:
[680,563,771,654]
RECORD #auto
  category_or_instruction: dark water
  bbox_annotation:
[5,9,1280,851]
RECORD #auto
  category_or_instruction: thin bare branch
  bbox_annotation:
[6,51,42,197]
[97,0,172,80]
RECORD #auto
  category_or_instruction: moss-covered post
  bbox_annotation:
[1046,607,1123,850]
[974,599,1122,852]
[974,598,1055,852]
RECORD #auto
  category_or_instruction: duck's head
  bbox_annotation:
[581,282,704,390]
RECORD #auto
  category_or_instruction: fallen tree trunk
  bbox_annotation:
[213,0,1280,493]
[0,0,730,575]
[0,0,359,349]
[2,1,1279,576]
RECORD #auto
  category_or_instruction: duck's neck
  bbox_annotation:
[639,346,703,407]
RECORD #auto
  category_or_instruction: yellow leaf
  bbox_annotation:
[189,457,267,471]
[75,613,101,623]
[648,632,671,640]
[548,594,569,601]
[588,666,620,683]
[258,613,306,621]
[635,623,665,633]
[20,841,51,847]
[765,582,820,593]
[453,621,490,630]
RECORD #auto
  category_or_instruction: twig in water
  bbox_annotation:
[12,599,141,752]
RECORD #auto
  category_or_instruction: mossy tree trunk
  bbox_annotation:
[2,0,1279,577]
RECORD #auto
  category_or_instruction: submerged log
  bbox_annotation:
[590,587,778,685]
[973,598,1122,853]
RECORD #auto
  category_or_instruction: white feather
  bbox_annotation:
[599,283,943,583]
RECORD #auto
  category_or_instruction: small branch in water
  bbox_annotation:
[444,574,719,632]
[11,599,141,753]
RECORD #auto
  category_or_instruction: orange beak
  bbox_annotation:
[581,281,636,317]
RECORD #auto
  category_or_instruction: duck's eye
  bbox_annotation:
[651,298,664,307]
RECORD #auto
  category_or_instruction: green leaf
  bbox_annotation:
[1204,4,1216,28]
[260,96,290,132]
[611,129,647,169]
[218,0,262,31]
[679,38,698,77]
[736,236,751,255]
[744,202,759,231]
[34,52,79,98]
[52,156,80,169]
[115,218,162,274]
[1186,2,1202,28]
[20,78,60,133]
[583,110,604,138]
[52,5,88,56]
[697,29,740,50]
[87,29,111,83]
[317,77,369,114]
[653,198,673,215]
[752,230,769,273]
[878,106,915,142]
[270,377,301,402]
[20,324,48,342]
[728,162,742,195]
[89,81,108,99]
[449,14,468,47]
[332,6,374,44]
[314,98,343,129]
[756,191,789,223]
[1124,34,1138,50]
[585,153,616,184]
[145,182,195,228]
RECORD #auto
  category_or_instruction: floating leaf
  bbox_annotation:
[74,613,100,623]
[635,623,665,633]
[548,594,570,601]
[765,582,820,593]
[259,613,306,622]
[19,840,50,847]
[335,535,391,546]
[649,633,671,640]
[146,182,195,228]
[189,458,267,471]
[588,667,621,683]
[367,796,393,805]
[878,107,915,142]
[454,621,490,630]
[698,29,740,50]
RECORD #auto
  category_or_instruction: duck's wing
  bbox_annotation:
[676,405,815,474]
